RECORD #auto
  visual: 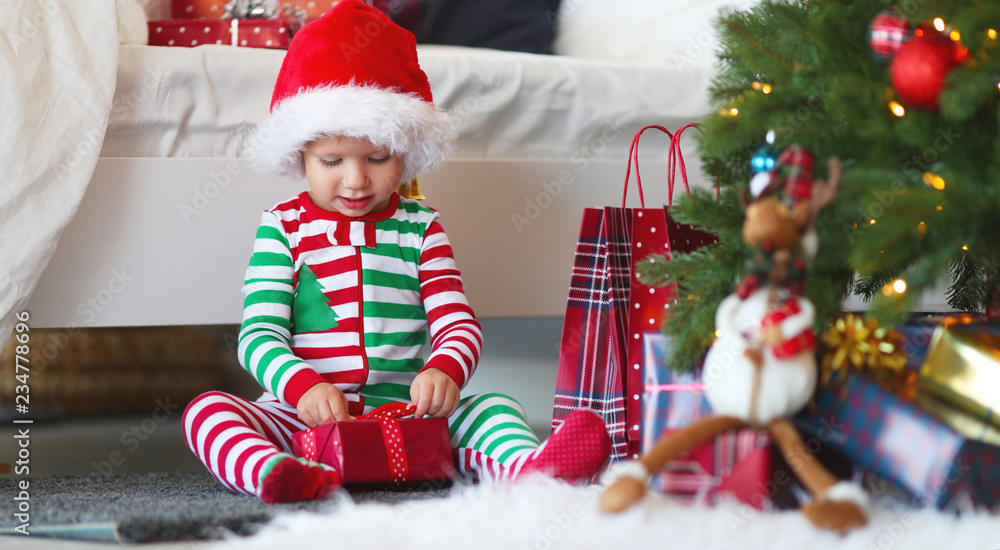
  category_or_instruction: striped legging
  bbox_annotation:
[183,391,540,497]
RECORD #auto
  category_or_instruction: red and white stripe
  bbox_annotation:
[183,392,307,496]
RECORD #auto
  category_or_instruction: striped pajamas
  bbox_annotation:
[184,192,541,497]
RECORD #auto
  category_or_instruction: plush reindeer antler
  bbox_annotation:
[810,157,841,219]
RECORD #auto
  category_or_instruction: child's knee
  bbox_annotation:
[459,392,526,416]
[182,391,241,427]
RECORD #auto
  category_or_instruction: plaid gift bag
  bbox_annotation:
[552,124,717,462]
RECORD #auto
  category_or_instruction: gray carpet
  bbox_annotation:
[0,470,452,543]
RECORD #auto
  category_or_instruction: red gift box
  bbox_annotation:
[652,428,774,509]
[148,18,298,48]
[292,403,455,488]
[171,0,228,19]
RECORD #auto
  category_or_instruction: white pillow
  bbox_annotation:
[118,0,150,45]
[552,0,758,66]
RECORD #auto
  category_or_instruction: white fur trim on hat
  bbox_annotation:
[248,83,456,182]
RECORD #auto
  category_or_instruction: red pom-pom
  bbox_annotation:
[869,11,909,64]
[890,33,966,111]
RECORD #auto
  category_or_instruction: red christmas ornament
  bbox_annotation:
[868,10,910,64]
[890,32,967,111]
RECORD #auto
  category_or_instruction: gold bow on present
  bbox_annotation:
[820,314,915,399]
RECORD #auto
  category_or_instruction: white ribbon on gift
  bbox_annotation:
[230,19,239,47]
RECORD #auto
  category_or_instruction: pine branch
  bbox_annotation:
[947,252,993,311]
[667,0,1000,365]
[854,269,901,302]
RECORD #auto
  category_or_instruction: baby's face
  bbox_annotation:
[303,135,404,217]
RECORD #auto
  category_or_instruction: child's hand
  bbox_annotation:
[297,382,352,427]
[410,368,460,418]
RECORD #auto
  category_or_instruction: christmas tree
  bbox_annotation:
[292,265,341,333]
[642,0,1000,370]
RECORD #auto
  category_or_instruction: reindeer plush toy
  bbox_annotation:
[600,146,870,533]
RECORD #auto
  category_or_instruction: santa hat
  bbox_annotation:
[248,0,455,182]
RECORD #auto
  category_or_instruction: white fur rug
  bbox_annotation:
[210,477,1000,550]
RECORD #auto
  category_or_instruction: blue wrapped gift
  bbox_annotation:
[640,333,713,454]
[796,371,1000,510]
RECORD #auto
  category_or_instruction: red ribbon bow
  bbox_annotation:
[358,403,417,484]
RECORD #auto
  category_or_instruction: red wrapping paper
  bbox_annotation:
[148,19,298,49]
[285,0,342,21]
[292,412,455,488]
[652,428,774,509]
[171,0,227,19]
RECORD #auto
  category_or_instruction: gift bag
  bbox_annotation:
[292,402,455,489]
[552,124,717,462]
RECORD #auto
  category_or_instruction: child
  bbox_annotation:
[183,0,611,503]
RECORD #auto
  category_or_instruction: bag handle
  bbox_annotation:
[622,123,700,208]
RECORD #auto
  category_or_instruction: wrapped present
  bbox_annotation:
[171,0,228,18]
[147,18,298,48]
[897,318,939,371]
[920,317,1000,428]
[641,334,788,509]
[292,403,455,488]
[820,313,915,400]
[651,428,774,509]
[285,0,342,21]
[796,370,1000,510]
[640,333,712,453]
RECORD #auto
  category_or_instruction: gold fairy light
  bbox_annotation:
[892,279,907,293]
[950,30,961,42]
[933,18,946,32]
[989,29,997,40]
[917,221,927,235]
[889,101,906,117]
[923,172,945,190]
[729,107,739,116]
